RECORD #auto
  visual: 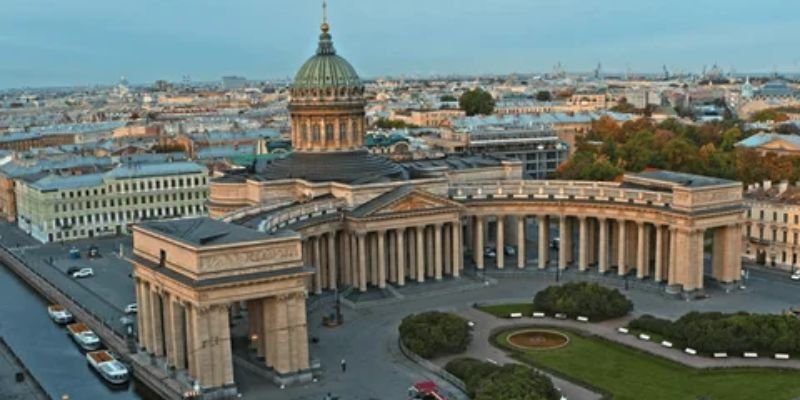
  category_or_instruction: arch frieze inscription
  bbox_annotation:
[201,245,300,272]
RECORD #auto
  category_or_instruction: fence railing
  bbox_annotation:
[449,180,674,209]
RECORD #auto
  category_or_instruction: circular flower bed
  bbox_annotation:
[507,329,570,351]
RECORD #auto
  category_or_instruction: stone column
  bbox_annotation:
[388,230,397,283]
[598,218,608,273]
[357,233,367,292]
[368,234,377,286]
[312,237,322,294]
[558,216,568,270]
[408,229,417,281]
[350,234,358,288]
[452,222,462,277]
[578,217,588,272]
[426,226,435,278]
[668,227,678,286]
[397,228,407,286]
[517,216,526,269]
[342,231,352,286]
[654,225,664,283]
[617,220,627,276]
[444,223,452,276]
[475,217,485,270]
[538,216,548,269]
[327,232,338,290]
[496,216,505,269]
[434,224,443,280]
[637,222,646,279]
[377,230,387,288]
[184,304,198,379]
[167,298,186,369]
[564,217,574,265]
[150,289,164,357]
[190,305,233,388]
[136,280,152,351]
[416,226,426,282]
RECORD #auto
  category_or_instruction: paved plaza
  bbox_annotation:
[1,219,800,400]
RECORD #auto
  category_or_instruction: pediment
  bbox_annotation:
[350,186,462,219]
[376,193,451,214]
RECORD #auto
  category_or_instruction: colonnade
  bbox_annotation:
[303,221,463,293]
[465,214,742,290]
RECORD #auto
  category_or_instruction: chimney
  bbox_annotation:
[779,180,789,194]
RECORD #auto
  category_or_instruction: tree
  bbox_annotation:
[610,98,637,113]
[533,282,633,321]
[399,312,471,359]
[446,359,559,400]
[459,88,496,116]
[535,90,552,102]
[751,109,790,123]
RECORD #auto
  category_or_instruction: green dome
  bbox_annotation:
[293,30,362,91]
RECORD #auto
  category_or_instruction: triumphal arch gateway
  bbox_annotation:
[131,8,746,397]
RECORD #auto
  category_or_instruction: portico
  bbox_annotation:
[131,218,314,395]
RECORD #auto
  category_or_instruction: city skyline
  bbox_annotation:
[2,0,800,89]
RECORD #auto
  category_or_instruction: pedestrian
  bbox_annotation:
[340,358,346,373]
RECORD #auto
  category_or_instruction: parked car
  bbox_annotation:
[124,303,138,314]
[791,271,800,281]
[550,238,560,249]
[66,266,81,276]
[483,247,496,258]
[69,246,81,259]
[72,268,94,279]
[504,245,516,256]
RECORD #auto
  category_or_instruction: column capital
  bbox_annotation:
[577,215,587,222]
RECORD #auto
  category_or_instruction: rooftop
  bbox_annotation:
[105,161,206,180]
[626,170,738,189]
[137,217,281,247]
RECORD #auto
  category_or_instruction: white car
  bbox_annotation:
[124,303,138,314]
[72,268,94,279]
[791,272,800,281]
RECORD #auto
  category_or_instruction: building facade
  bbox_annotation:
[17,162,209,243]
[743,180,800,270]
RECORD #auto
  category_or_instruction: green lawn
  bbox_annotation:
[495,328,800,400]
[477,303,536,318]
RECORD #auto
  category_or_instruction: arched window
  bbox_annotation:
[339,121,347,142]
[312,124,321,142]
[325,123,334,141]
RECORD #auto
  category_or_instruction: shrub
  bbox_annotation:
[629,312,800,355]
[399,311,471,359]
[628,314,673,337]
[446,358,559,400]
[533,282,633,321]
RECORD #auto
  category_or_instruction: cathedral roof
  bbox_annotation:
[292,22,362,92]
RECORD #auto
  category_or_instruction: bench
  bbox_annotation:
[743,352,758,358]
[684,348,697,355]
[532,312,546,318]
[617,327,629,334]
[775,353,790,360]
[509,313,523,318]
[577,316,589,322]
[713,353,728,358]
[661,341,673,348]
[638,334,651,341]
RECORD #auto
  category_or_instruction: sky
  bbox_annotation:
[1,0,799,89]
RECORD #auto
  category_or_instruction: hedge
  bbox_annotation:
[629,312,800,355]
[399,311,471,359]
[445,357,560,400]
[533,282,633,321]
